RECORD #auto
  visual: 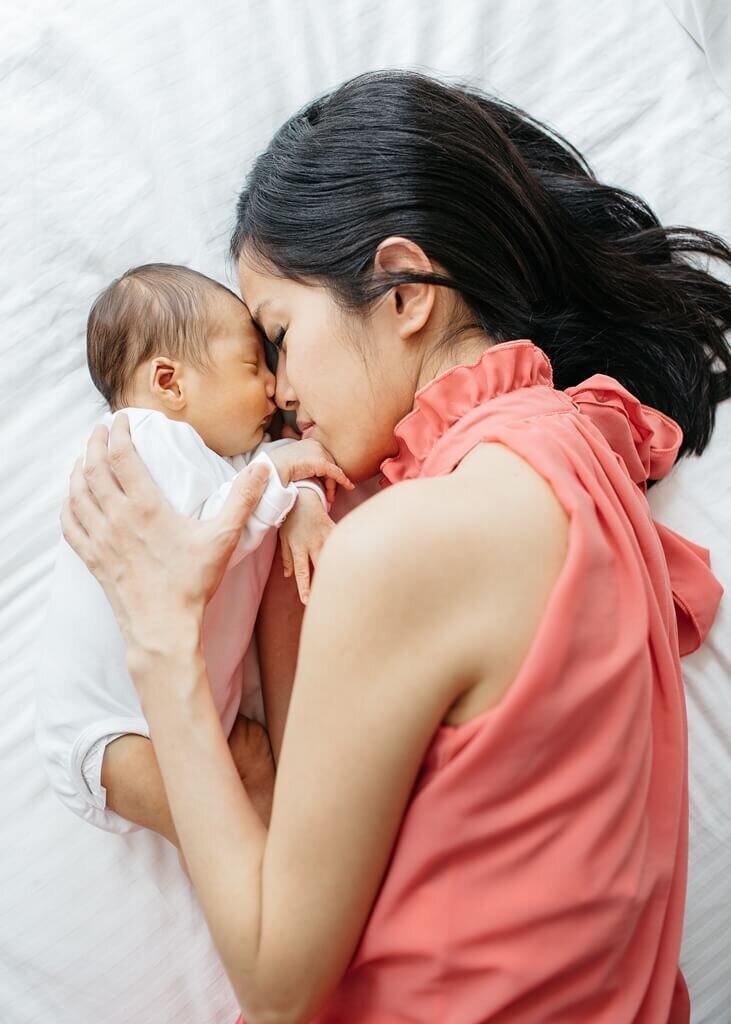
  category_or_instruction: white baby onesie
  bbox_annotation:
[35,408,320,834]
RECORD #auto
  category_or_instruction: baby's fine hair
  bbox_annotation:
[87,263,237,409]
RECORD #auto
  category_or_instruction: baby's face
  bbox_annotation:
[183,293,276,457]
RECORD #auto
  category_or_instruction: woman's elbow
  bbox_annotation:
[238,984,319,1024]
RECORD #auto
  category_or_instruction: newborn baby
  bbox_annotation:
[35,263,352,841]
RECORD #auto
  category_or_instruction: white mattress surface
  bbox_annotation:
[1,1,729,1021]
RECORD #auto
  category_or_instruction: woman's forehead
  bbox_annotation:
[238,254,276,302]
[240,267,320,327]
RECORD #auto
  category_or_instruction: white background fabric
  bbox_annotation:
[665,0,731,98]
[1,1,729,1021]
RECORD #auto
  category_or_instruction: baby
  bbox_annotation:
[35,263,352,842]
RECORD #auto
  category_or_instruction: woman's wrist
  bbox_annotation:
[126,609,206,704]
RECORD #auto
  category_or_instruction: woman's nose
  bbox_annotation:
[275,360,297,410]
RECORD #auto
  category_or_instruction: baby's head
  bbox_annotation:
[87,263,276,457]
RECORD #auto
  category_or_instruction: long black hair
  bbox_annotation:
[231,70,731,458]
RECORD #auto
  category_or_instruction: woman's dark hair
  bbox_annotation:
[231,70,731,458]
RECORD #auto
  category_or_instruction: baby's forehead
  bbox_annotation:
[210,290,263,345]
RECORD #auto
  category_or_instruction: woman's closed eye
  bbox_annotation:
[272,327,287,354]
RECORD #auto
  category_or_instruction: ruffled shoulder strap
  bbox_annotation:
[655,524,724,656]
[566,374,681,487]
[567,374,723,655]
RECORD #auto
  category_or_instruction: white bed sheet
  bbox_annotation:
[1,1,729,1021]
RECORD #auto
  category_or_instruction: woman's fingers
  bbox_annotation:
[60,489,92,564]
[219,463,271,539]
[81,424,126,509]
[66,452,102,528]
[106,414,165,507]
[69,456,107,540]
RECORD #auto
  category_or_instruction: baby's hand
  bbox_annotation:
[268,439,354,505]
[279,488,334,604]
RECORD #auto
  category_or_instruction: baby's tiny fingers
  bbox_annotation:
[280,536,293,579]
[317,460,355,490]
[309,535,328,568]
[292,551,311,605]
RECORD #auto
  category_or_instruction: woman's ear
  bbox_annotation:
[373,237,436,340]
[149,357,186,410]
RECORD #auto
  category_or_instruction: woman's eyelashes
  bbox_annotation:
[272,327,287,353]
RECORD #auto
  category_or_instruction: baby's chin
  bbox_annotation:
[214,428,266,459]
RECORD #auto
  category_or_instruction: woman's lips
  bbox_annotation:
[296,420,315,436]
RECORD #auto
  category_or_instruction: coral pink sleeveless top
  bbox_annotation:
[315,342,722,1023]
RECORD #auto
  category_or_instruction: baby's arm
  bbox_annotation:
[102,724,275,844]
[278,488,334,604]
[196,450,299,567]
[202,441,352,569]
[263,439,354,602]
[263,438,354,506]
[100,735,179,846]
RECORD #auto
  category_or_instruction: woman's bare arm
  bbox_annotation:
[101,717,276,843]
[129,493,472,1023]
[128,469,567,1022]
[62,419,567,1024]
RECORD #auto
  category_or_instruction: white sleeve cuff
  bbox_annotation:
[292,479,330,512]
[248,450,298,527]
[69,717,151,834]
[80,733,125,804]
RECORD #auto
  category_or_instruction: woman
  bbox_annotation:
[63,72,729,1023]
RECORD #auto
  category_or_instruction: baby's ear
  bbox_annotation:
[150,357,185,409]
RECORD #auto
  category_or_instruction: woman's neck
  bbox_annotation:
[414,330,496,393]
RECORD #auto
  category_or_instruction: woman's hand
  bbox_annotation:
[61,414,270,672]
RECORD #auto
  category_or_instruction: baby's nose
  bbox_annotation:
[264,367,276,398]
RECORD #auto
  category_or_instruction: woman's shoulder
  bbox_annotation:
[316,444,568,714]
[334,443,567,574]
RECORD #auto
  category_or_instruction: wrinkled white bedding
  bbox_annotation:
[1,0,729,1021]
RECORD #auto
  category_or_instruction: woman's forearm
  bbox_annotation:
[131,631,270,1013]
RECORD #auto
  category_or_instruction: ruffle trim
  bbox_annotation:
[381,341,552,485]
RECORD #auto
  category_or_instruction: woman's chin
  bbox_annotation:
[342,450,389,486]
